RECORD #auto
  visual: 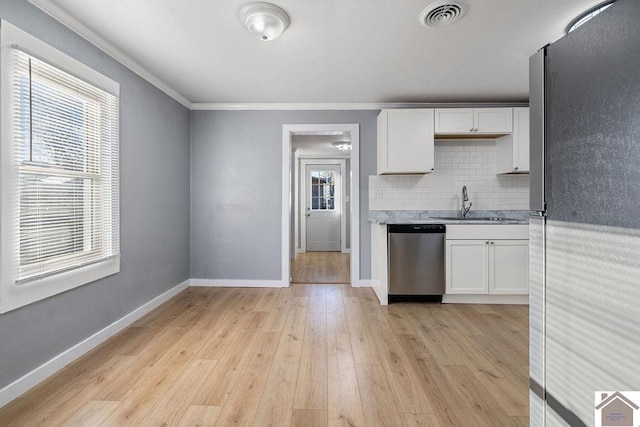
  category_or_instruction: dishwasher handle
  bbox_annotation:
[388,224,445,233]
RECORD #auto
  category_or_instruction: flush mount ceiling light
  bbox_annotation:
[419,0,469,28]
[332,141,352,151]
[566,1,615,33]
[239,2,290,41]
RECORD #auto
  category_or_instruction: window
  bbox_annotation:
[1,21,119,313]
[310,170,336,211]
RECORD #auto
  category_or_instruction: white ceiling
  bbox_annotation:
[292,134,352,155]
[33,0,604,106]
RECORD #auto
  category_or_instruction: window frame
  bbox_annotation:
[309,170,337,212]
[0,20,120,313]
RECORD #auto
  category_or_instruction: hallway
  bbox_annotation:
[290,252,350,284]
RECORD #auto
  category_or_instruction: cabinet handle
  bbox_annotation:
[485,241,489,245]
[470,128,474,132]
[430,168,434,171]
[514,166,519,171]
[490,241,494,245]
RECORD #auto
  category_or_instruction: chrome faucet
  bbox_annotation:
[461,185,472,217]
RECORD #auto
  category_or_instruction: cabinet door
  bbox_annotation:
[434,108,474,133]
[489,239,529,294]
[446,240,488,294]
[496,108,529,174]
[378,109,434,174]
[512,107,530,172]
[474,108,513,133]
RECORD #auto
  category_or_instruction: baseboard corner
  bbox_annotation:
[352,279,373,288]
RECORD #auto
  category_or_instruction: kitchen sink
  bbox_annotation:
[431,216,506,221]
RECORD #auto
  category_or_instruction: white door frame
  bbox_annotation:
[300,159,347,254]
[282,124,360,286]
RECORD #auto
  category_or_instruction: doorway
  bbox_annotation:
[302,161,346,252]
[290,252,350,284]
[294,149,349,283]
[281,124,359,286]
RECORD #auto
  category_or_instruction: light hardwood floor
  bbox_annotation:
[0,285,529,426]
[290,252,350,284]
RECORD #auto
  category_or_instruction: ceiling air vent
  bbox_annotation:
[419,0,469,28]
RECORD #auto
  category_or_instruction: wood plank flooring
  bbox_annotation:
[290,252,350,284]
[0,285,529,426]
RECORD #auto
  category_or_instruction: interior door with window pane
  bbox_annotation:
[305,164,341,252]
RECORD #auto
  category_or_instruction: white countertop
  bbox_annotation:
[369,210,531,225]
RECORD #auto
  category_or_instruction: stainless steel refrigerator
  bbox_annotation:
[529,0,640,425]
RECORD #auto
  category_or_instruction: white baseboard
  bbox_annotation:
[442,294,529,305]
[190,279,288,288]
[0,279,190,408]
[352,279,372,288]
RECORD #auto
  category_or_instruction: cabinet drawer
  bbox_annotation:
[446,224,529,240]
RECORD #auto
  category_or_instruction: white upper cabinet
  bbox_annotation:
[435,107,513,134]
[496,107,530,174]
[474,108,513,133]
[434,108,474,133]
[377,109,435,174]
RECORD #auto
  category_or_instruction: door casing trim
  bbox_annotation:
[300,159,347,254]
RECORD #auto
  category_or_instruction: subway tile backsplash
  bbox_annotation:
[369,140,530,211]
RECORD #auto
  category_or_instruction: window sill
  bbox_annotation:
[0,256,120,313]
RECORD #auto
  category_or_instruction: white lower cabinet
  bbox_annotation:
[446,240,489,294]
[490,240,529,294]
[446,225,529,297]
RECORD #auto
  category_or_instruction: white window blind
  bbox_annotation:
[11,49,119,283]
[0,21,120,313]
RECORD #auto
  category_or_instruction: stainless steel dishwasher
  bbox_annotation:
[388,224,445,302]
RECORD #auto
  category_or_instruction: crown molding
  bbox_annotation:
[192,103,387,111]
[191,102,529,111]
[27,0,192,109]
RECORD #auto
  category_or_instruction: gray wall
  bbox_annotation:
[190,110,377,281]
[0,1,191,390]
